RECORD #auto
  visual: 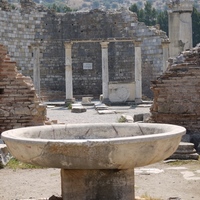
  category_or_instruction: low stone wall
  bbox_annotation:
[150,44,200,149]
[0,44,46,134]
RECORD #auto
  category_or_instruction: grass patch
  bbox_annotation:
[118,115,127,123]
[66,103,72,109]
[6,158,42,169]
[166,158,200,166]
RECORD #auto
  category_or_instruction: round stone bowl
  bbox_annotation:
[2,123,185,169]
[2,123,186,200]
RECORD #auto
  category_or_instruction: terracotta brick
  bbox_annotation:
[151,45,200,135]
[0,44,46,134]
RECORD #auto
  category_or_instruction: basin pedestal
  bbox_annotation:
[2,123,186,200]
[61,168,135,200]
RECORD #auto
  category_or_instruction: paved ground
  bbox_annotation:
[46,101,151,124]
[0,102,200,200]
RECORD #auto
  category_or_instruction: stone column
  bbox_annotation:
[31,44,40,96]
[64,41,74,104]
[167,0,193,57]
[100,42,110,105]
[134,41,142,104]
[162,41,170,72]
[61,168,135,200]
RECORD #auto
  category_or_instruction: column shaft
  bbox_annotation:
[32,45,40,96]
[64,42,73,102]
[134,41,142,104]
[100,42,110,104]
[162,41,170,72]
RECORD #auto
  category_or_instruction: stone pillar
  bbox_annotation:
[61,169,135,200]
[162,41,170,72]
[167,0,193,57]
[134,41,142,104]
[31,44,40,96]
[64,41,74,104]
[100,42,110,105]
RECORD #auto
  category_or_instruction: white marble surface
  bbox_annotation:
[1,123,186,169]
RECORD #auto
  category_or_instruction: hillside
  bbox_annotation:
[63,0,199,11]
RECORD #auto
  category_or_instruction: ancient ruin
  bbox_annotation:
[150,44,200,151]
[0,0,169,103]
[167,0,193,57]
[0,44,46,134]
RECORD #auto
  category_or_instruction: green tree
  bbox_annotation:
[144,1,157,26]
[129,3,138,13]
[156,10,168,35]
[138,8,145,22]
[129,2,200,46]
[47,3,73,13]
[129,1,168,34]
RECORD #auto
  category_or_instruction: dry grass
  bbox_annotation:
[6,158,42,169]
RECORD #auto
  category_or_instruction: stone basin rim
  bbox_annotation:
[1,122,186,144]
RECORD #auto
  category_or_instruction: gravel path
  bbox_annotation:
[46,103,151,124]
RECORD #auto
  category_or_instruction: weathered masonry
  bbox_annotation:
[0,0,169,102]
[150,44,200,150]
[0,43,46,134]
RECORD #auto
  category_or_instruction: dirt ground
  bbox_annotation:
[1,161,200,200]
[0,104,200,200]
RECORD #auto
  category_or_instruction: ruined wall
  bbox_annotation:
[0,0,168,100]
[0,44,46,134]
[150,44,200,148]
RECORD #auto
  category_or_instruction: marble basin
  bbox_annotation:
[1,123,186,200]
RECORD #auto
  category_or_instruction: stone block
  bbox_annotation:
[0,144,11,166]
[133,113,143,122]
[95,103,109,110]
[71,104,87,113]
[81,96,94,106]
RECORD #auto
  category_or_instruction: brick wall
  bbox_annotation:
[150,44,200,147]
[0,44,46,134]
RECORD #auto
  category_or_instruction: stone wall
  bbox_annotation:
[0,0,168,100]
[150,44,200,148]
[0,44,46,134]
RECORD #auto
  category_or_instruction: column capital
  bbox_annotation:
[29,43,41,50]
[134,40,142,47]
[161,40,170,47]
[100,41,109,49]
[64,41,73,49]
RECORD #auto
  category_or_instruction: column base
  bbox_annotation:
[135,98,142,104]
[65,98,75,106]
[61,169,135,200]
[102,98,111,106]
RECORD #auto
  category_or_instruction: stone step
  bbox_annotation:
[177,142,195,151]
[169,153,199,160]
[169,142,199,160]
